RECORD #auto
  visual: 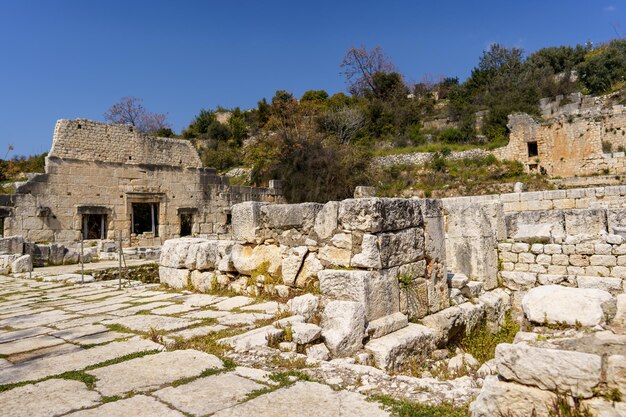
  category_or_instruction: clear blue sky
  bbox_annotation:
[1,0,624,156]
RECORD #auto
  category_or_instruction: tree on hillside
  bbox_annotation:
[340,46,396,96]
[104,96,172,135]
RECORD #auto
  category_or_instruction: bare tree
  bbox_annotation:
[340,46,396,96]
[104,96,171,135]
[318,106,365,144]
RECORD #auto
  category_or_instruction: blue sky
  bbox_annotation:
[1,0,624,156]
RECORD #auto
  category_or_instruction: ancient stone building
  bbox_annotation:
[494,93,626,177]
[0,119,282,246]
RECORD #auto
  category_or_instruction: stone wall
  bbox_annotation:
[371,148,491,168]
[1,120,282,246]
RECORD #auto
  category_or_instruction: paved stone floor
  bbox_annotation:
[0,274,390,417]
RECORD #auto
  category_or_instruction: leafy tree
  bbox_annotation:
[301,90,329,102]
[578,39,626,94]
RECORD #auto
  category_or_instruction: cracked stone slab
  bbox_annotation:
[78,303,133,315]
[0,334,65,355]
[121,301,175,314]
[0,338,161,385]
[166,325,228,340]
[183,309,229,320]
[64,297,137,312]
[240,301,282,314]
[153,372,264,415]
[53,315,116,330]
[234,366,280,385]
[51,324,109,341]
[101,315,200,333]
[217,312,273,326]
[213,296,255,311]
[0,310,81,329]
[74,331,129,345]
[150,304,198,315]
[181,294,225,307]
[87,349,223,396]
[65,394,185,417]
[0,326,53,343]
[0,378,101,417]
[8,342,82,364]
[211,381,389,417]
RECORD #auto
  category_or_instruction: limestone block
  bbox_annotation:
[317,245,351,268]
[577,276,623,294]
[543,244,562,254]
[448,353,479,375]
[321,300,366,357]
[585,266,610,277]
[0,235,24,254]
[613,294,626,333]
[595,243,613,255]
[318,270,398,321]
[399,277,429,320]
[518,252,535,263]
[350,233,381,269]
[496,343,602,398]
[330,233,352,250]
[377,227,424,268]
[231,201,267,243]
[500,271,537,290]
[62,248,79,265]
[449,273,469,289]
[159,266,190,289]
[511,242,530,253]
[291,323,322,345]
[446,236,498,290]
[529,264,547,274]
[231,244,281,277]
[530,243,544,254]
[190,270,216,293]
[306,344,330,361]
[512,223,553,243]
[505,210,565,242]
[281,246,308,286]
[287,294,319,321]
[537,274,569,285]
[261,203,323,233]
[607,234,625,245]
[364,323,435,371]
[294,253,323,288]
[522,285,613,326]
[461,281,483,298]
[338,198,422,233]
[570,254,590,267]
[576,242,596,255]
[160,238,205,268]
[193,240,236,271]
[499,251,517,262]
[536,254,552,265]
[10,255,31,273]
[564,208,607,236]
[607,355,626,395]
[470,375,557,417]
[608,208,626,235]
[427,277,450,314]
[551,254,570,266]
[421,306,465,347]
[313,201,339,240]
[613,244,626,255]
[366,312,409,339]
[478,289,510,331]
[562,244,576,254]
[590,255,617,267]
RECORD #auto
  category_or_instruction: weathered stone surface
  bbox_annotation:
[317,245,351,268]
[421,306,465,347]
[500,271,537,290]
[291,323,322,344]
[211,381,389,417]
[282,246,308,286]
[287,294,319,321]
[351,233,381,268]
[101,315,199,332]
[189,270,215,292]
[366,312,409,339]
[0,235,24,255]
[294,253,323,288]
[153,373,263,416]
[607,354,626,394]
[577,276,623,294]
[0,378,101,417]
[448,353,479,375]
[231,201,266,243]
[307,343,331,361]
[0,338,161,385]
[88,349,223,396]
[231,244,281,276]
[240,301,281,314]
[319,270,398,321]
[159,266,189,289]
[522,285,613,326]
[338,198,422,233]
[564,209,607,236]
[214,295,255,311]
[461,281,483,298]
[160,238,204,268]
[66,395,186,417]
[10,255,31,273]
[321,300,365,357]
[217,312,272,326]
[261,203,322,233]
[378,228,424,268]
[478,289,510,331]
[471,375,556,417]
[0,334,65,355]
[613,294,626,333]
[313,201,339,240]
[219,325,283,352]
[365,324,435,371]
[496,343,602,398]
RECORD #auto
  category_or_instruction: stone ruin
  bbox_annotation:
[157,186,626,415]
[0,119,282,249]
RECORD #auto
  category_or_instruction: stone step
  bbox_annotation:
[364,323,435,371]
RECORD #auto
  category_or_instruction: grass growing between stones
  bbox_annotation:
[455,313,519,364]
[0,368,100,393]
[370,394,469,417]
[244,371,312,401]
[166,328,246,358]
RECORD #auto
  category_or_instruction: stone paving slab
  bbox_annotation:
[151,304,198,315]
[0,310,81,329]
[65,395,186,417]
[234,366,280,385]
[51,324,109,341]
[183,309,229,319]
[217,312,273,326]
[8,342,82,364]
[211,381,390,417]
[166,325,229,340]
[0,338,161,384]
[87,349,223,396]
[73,331,128,345]
[121,301,174,314]
[101,315,200,333]
[0,326,53,343]
[64,297,137,312]
[0,334,65,355]
[240,301,282,314]
[0,307,53,320]
[181,293,225,306]
[0,378,101,417]
[53,315,115,330]
[153,372,264,415]
[214,295,255,311]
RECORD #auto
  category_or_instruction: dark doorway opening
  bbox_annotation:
[132,203,159,236]
[180,213,193,237]
[527,141,538,157]
[0,217,4,238]
[82,214,107,240]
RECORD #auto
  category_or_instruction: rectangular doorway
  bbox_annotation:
[131,203,159,236]
[180,213,193,237]
[82,214,107,240]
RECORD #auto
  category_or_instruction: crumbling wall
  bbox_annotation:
[1,120,282,245]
